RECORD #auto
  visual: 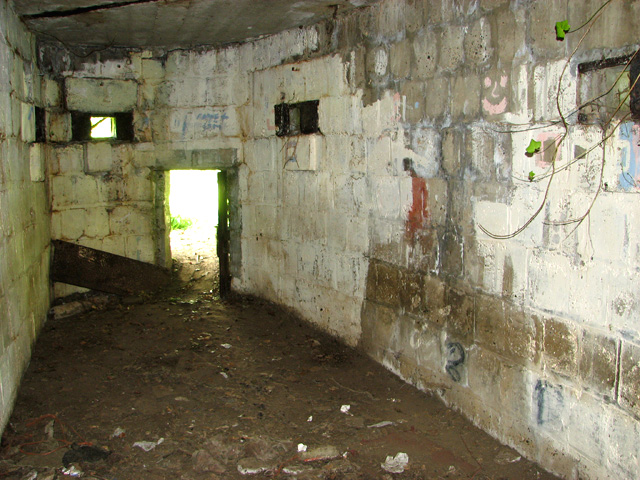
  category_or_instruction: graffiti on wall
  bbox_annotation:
[403,159,430,243]
[445,342,465,382]
[195,111,228,132]
[482,72,509,116]
[534,380,564,427]
[618,121,640,191]
[173,109,229,139]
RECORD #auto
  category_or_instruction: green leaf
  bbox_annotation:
[556,20,570,40]
[528,171,536,182]
[526,139,542,155]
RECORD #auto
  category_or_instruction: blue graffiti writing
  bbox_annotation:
[445,342,465,382]
[619,122,640,191]
[196,111,229,131]
[534,380,563,426]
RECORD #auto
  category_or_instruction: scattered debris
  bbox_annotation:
[0,274,561,480]
[221,343,232,349]
[494,447,522,465]
[133,438,164,452]
[297,443,307,452]
[49,294,114,320]
[62,444,110,467]
[368,421,395,428]
[237,457,273,475]
[60,465,83,477]
[381,452,409,474]
[300,446,341,462]
[282,464,312,475]
[340,404,352,415]
[43,419,55,440]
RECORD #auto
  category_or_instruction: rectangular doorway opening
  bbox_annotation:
[169,169,229,298]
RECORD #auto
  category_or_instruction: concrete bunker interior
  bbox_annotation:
[1,0,640,478]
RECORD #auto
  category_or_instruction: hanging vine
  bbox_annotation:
[479,0,639,240]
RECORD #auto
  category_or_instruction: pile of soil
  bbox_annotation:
[0,226,559,479]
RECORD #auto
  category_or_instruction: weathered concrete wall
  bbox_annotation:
[340,1,638,479]
[47,48,244,297]
[41,0,640,478]
[0,1,51,432]
[239,1,640,478]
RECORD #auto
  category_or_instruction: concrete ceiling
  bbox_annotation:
[12,0,379,49]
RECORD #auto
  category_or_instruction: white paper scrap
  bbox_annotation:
[381,452,409,474]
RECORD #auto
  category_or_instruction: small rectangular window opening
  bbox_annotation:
[35,107,46,143]
[90,116,116,139]
[577,50,640,123]
[275,100,319,137]
[71,111,134,142]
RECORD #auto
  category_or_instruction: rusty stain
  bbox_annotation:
[405,175,430,242]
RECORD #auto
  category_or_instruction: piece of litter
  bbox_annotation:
[174,396,189,402]
[133,438,164,452]
[307,416,313,422]
[381,452,409,474]
[368,421,395,428]
[61,466,83,477]
[237,458,272,475]
[111,427,126,438]
[494,447,522,465]
[44,420,55,439]
[297,443,308,452]
[300,446,340,462]
[237,464,266,475]
[220,372,229,379]
[282,465,309,475]
[221,343,232,349]
[340,404,352,415]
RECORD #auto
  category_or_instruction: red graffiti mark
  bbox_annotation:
[405,176,429,242]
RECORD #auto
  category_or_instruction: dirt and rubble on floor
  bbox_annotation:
[169,220,220,302]
[0,229,559,480]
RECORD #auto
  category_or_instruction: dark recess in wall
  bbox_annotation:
[275,100,320,137]
[35,107,46,143]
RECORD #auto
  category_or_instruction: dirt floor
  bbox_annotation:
[0,225,560,480]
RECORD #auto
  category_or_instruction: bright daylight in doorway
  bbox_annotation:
[169,170,219,229]
[169,170,220,293]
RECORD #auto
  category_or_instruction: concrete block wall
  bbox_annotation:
[0,1,51,433]
[46,25,320,299]
[40,1,640,478]
[336,1,638,479]
[47,46,250,297]
[49,142,157,297]
[234,1,640,478]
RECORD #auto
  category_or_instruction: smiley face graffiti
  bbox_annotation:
[482,73,508,115]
